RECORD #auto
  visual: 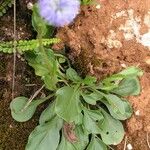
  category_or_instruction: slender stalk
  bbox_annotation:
[22,85,45,111]
[58,80,70,86]
[21,93,55,112]
[12,0,17,99]
[36,93,55,105]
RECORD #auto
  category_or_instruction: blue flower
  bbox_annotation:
[38,0,80,27]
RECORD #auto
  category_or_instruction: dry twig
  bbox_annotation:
[12,0,17,99]
[123,136,128,150]
[147,132,150,149]
[21,85,44,112]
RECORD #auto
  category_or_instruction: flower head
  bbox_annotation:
[38,0,80,27]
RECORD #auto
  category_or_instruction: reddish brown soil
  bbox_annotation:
[0,0,150,149]
[55,0,150,149]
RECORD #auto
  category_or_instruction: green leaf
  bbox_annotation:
[81,92,103,105]
[10,97,41,122]
[43,75,58,91]
[87,136,107,150]
[73,109,83,125]
[58,135,76,150]
[55,86,81,123]
[45,25,55,38]
[83,108,104,134]
[119,66,143,77]
[102,74,125,83]
[58,126,89,150]
[96,83,118,91]
[58,57,66,64]
[31,64,49,76]
[112,77,141,96]
[39,102,56,125]
[104,94,132,120]
[46,49,58,73]
[66,68,81,82]
[102,67,143,83]
[82,75,97,85]
[26,116,63,150]
[74,126,89,149]
[105,94,128,114]
[27,50,59,91]
[27,54,50,77]
[99,109,124,145]
[32,4,48,36]
[107,99,133,120]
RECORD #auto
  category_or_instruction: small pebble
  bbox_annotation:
[9,125,13,128]
[121,63,127,68]
[96,4,101,9]
[127,143,133,150]
[27,2,33,10]
[145,57,150,65]
[135,110,140,116]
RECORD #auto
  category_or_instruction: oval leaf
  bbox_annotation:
[83,76,97,85]
[55,86,81,123]
[106,99,133,120]
[39,102,56,125]
[58,126,89,150]
[66,68,81,82]
[104,94,133,120]
[10,97,40,122]
[112,77,140,96]
[119,66,143,77]
[81,92,102,105]
[83,108,104,134]
[87,136,107,150]
[26,117,63,150]
[99,109,124,145]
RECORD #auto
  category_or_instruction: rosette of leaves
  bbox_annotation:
[10,62,143,150]
[9,3,143,150]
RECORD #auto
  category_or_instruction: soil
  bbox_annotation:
[0,0,150,150]
[0,3,47,150]
[0,53,51,150]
